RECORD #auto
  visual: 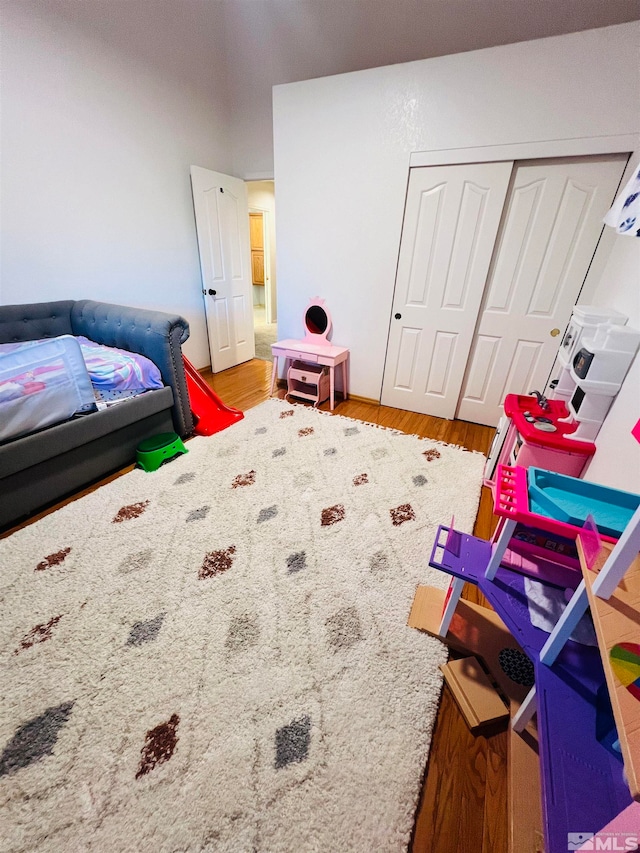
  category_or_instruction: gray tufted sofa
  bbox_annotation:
[0,299,195,530]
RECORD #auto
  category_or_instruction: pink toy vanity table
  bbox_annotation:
[270,300,349,411]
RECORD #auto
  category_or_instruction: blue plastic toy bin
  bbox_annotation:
[527,467,640,539]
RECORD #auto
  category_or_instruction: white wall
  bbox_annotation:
[247,181,277,323]
[0,2,232,368]
[273,23,640,401]
[583,226,640,492]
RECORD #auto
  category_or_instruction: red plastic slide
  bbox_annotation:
[182,356,244,436]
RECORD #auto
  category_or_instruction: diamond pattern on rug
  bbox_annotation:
[274,716,311,769]
[186,505,210,523]
[298,427,314,437]
[326,606,363,650]
[226,614,260,651]
[199,546,237,579]
[112,501,150,523]
[273,447,287,457]
[15,615,63,654]
[413,475,428,486]
[0,702,74,777]
[174,471,196,485]
[126,613,166,647]
[390,503,416,526]
[257,505,278,523]
[232,470,256,488]
[321,504,345,527]
[323,447,337,456]
[35,547,71,571]
[344,427,359,436]
[423,448,441,462]
[118,548,154,574]
[287,551,307,574]
[369,551,390,574]
[353,473,369,486]
[136,713,180,779]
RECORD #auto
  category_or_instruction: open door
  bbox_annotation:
[191,166,255,372]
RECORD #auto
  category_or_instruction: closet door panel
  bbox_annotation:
[457,154,628,427]
[381,162,513,418]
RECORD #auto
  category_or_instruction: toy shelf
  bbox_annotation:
[430,525,598,692]
[427,520,636,852]
[535,652,633,853]
[580,538,640,802]
[478,566,584,664]
[500,534,581,589]
[475,552,604,710]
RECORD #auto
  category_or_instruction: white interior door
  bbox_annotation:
[381,162,513,417]
[191,165,255,372]
[457,154,628,427]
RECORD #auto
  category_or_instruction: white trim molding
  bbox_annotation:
[409,135,639,168]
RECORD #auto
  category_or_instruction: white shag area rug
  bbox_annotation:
[0,399,485,853]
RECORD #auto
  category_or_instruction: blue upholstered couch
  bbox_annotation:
[0,300,194,530]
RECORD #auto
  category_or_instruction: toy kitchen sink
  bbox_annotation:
[484,393,596,485]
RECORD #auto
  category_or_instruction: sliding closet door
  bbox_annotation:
[456,154,628,427]
[381,162,513,418]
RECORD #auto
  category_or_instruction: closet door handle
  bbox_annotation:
[208,289,217,296]
[394,313,402,320]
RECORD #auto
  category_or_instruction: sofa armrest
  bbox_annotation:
[70,300,194,437]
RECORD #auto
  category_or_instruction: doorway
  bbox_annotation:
[247,181,277,362]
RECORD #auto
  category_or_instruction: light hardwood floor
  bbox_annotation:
[4,358,506,853]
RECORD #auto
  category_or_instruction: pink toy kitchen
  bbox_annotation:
[485,304,640,485]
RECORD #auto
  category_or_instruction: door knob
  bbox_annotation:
[550,328,560,337]
[394,313,402,320]
[208,289,217,296]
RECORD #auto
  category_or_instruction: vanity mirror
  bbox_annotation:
[302,298,332,346]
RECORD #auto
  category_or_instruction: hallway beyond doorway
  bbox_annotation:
[253,305,277,361]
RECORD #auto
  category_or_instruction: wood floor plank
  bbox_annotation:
[482,730,509,853]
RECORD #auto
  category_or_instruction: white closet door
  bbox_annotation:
[457,154,628,427]
[191,165,255,372]
[381,162,513,418]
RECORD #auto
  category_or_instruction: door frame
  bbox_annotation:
[249,205,273,323]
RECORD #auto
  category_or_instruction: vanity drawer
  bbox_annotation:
[286,349,318,363]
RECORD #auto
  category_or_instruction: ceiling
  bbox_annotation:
[31,0,640,86]
[19,0,640,174]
